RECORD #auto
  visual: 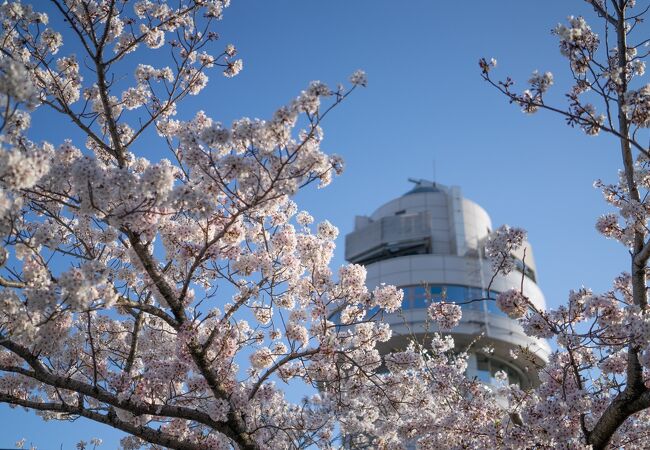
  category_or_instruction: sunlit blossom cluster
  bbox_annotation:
[496,288,529,319]
[427,301,462,330]
[486,224,526,275]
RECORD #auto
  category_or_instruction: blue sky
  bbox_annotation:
[1,0,642,448]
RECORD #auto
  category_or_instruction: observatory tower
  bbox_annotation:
[344,179,550,387]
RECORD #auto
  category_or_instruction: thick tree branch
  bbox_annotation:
[0,392,202,450]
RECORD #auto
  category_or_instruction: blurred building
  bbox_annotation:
[344,179,550,387]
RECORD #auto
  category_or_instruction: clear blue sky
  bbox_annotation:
[1,1,638,448]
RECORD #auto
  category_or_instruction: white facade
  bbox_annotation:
[344,179,550,388]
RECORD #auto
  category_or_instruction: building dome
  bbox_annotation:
[343,179,550,388]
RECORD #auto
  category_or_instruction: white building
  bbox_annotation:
[344,179,550,388]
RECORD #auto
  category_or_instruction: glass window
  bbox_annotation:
[485,299,501,315]
[473,354,523,386]
[475,353,492,383]
[476,353,489,370]
[468,287,484,299]
[429,285,443,300]
[464,287,485,311]
[514,258,537,282]
[401,287,411,310]
[413,286,428,309]
[486,291,508,317]
[444,286,466,302]
[397,285,525,315]
[491,359,523,386]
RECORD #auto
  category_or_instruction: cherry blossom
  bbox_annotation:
[496,288,529,319]
[0,1,649,449]
[479,1,650,448]
[427,301,463,330]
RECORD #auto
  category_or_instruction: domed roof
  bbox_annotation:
[403,178,441,196]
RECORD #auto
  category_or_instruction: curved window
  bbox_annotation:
[399,284,508,318]
[474,353,523,386]
[513,258,536,283]
[329,284,512,322]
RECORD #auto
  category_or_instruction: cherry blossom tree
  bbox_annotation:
[474,1,650,449]
[0,1,394,448]
[2,0,650,449]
